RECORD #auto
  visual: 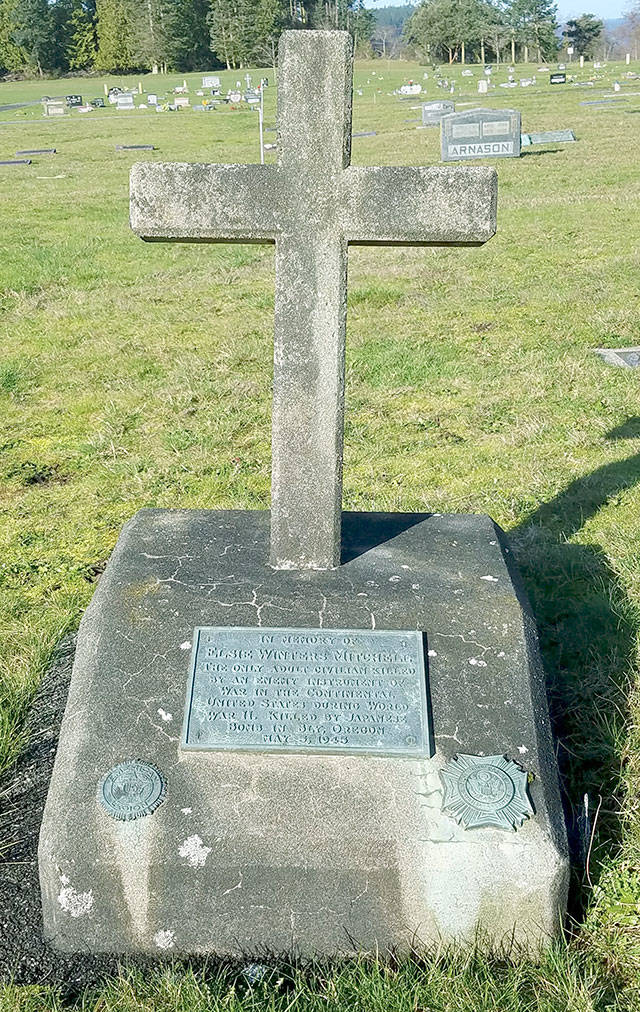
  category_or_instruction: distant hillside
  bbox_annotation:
[373,5,414,30]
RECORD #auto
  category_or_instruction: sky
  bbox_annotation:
[557,0,626,18]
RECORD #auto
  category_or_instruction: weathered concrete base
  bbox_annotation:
[39,510,568,956]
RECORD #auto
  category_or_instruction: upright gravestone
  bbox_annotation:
[421,100,454,126]
[116,94,136,111]
[441,108,521,160]
[43,100,65,117]
[39,30,567,958]
[550,72,567,85]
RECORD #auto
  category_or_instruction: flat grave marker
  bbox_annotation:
[595,347,640,368]
[521,129,576,146]
[16,148,56,155]
[0,158,31,165]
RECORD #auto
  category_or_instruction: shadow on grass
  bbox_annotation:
[520,148,562,157]
[508,420,640,921]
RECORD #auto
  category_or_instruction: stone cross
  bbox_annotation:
[130,30,497,571]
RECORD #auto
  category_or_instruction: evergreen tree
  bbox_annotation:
[405,0,497,64]
[506,0,557,61]
[11,0,56,73]
[95,0,137,70]
[348,0,375,54]
[134,0,170,72]
[565,12,603,57]
[208,0,236,67]
[253,0,284,67]
[0,0,26,72]
[52,0,74,70]
[164,0,211,70]
[67,0,98,68]
[208,0,255,68]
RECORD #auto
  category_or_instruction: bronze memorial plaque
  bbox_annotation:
[182,627,430,757]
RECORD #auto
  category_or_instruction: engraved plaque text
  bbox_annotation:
[182,627,430,757]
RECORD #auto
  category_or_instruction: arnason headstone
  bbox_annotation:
[441,108,521,160]
[39,30,567,960]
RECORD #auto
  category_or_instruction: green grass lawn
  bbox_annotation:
[1,55,640,1009]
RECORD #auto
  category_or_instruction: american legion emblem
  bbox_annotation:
[440,753,533,831]
[98,759,166,821]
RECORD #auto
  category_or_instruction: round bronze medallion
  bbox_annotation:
[98,760,166,821]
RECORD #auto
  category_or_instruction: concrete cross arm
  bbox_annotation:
[130,162,280,242]
[344,166,497,246]
[130,161,497,248]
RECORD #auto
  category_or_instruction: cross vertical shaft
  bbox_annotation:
[129,29,498,574]
[270,32,352,570]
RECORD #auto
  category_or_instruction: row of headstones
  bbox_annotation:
[43,78,269,118]
[421,103,576,160]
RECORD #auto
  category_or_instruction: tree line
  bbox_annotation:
[0,0,638,79]
[406,0,557,65]
[0,0,374,76]
[405,0,640,65]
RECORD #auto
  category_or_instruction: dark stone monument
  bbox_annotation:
[441,108,521,161]
[65,94,83,107]
[550,73,567,85]
[38,30,568,959]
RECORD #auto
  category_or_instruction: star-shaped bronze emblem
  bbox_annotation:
[440,753,533,831]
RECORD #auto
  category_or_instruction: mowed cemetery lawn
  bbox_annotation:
[1,56,640,1009]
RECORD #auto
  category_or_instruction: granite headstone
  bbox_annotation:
[421,100,454,126]
[441,108,521,160]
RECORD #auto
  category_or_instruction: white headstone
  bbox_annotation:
[44,101,65,117]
